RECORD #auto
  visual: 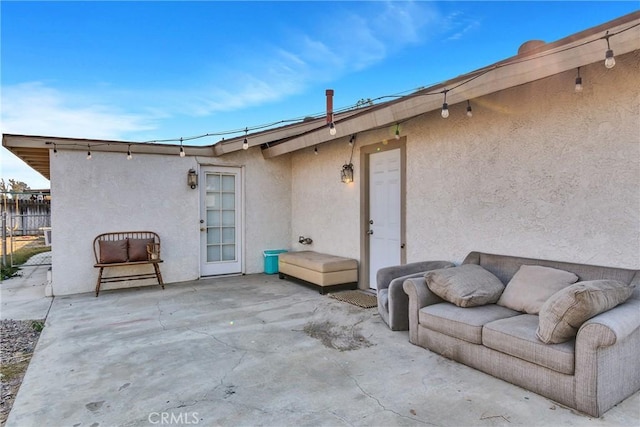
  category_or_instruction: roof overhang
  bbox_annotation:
[3,11,639,178]
[261,11,640,158]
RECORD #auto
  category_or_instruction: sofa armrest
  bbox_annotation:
[402,277,444,344]
[574,299,640,416]
[377,260,454,291]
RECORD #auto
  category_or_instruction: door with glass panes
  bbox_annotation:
[200,166,242,276]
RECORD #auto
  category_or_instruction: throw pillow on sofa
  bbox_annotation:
[425,264,505,308]
[497,265,579,314]
[536,279,635,344]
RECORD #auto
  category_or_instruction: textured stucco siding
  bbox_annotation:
[50,52,638,295]
[51,149,290,295]
[290,141,360,258]
[403,51,639,268]
[290,52,639,271]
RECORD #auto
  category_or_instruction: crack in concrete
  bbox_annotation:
[155,300,167,331]
[328,410,355,426]
[186,327,237,350]
[344,368,434,426]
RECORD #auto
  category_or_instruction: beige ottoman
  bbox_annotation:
[278,251,358,294]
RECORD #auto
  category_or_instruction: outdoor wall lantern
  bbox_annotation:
[187,168,198,189]
[341,163,354,184]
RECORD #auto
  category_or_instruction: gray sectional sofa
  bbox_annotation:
[402,251,640,417]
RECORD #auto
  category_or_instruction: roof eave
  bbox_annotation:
[261,11,640,159]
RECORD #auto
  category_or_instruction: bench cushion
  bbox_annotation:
[279,251,357,273]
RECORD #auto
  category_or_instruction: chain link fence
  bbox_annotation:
[1,191,52,268]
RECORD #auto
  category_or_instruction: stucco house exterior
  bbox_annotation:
[3,12,639,296]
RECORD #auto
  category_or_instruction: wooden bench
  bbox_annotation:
[278,251,358,294]
[93,231,164,297]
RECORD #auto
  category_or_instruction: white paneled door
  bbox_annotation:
[200,166,243,276]
[368,149,401,290]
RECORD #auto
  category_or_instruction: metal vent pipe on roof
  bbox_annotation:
[326,89,334,123]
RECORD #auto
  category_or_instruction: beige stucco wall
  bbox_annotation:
[51,147,290,295]
[403,51,639,268]
[50,51,638,295]
[290,141,361,257]
[290,51,639,277]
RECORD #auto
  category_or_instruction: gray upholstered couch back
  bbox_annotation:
[462,251,640,299]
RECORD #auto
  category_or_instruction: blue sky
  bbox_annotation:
[1,1,638,189]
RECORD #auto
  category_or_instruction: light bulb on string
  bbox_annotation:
[314,146,318,155]
[575,68,583,93]
[395,124,400,140]
[53,144,58,155]
[242,128,249,150]
[604,32,615,69]
[466,100,473,117]
[87,145,92,160]
[127,145,132,160]
[179,138,185,157]
[329,122,337,136]
[441,90,449,119]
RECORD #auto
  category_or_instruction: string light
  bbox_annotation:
[349,134,355,146]
[395,124,400,139]
[53,144,57,154]
[466,100,473,117]
[314,146,318,155]
[127,145,132,160]
[242,128,249,150]
[86,145,92,160]
[137,25,629,147]
[604,32,615,69]
[39,25,633,157]
[329,121,337,136]
[575,67,583,93]
[441,90,449,119]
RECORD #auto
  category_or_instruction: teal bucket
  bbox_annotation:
[263,249,288,274]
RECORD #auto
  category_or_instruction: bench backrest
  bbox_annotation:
[93,231,161,264]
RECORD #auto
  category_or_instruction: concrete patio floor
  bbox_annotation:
[4,274,640,426]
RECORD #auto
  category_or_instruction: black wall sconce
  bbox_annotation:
[187,168,198,189]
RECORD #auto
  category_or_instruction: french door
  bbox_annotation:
[200,166,243,276]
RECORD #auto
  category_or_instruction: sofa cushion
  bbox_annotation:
[497,265,579,314]
[483,314,575,375]
[420,302,520,344]
[98,239,128,264]
[278,251,357,272]
[425,264,505,308]
[536,280,635,344]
